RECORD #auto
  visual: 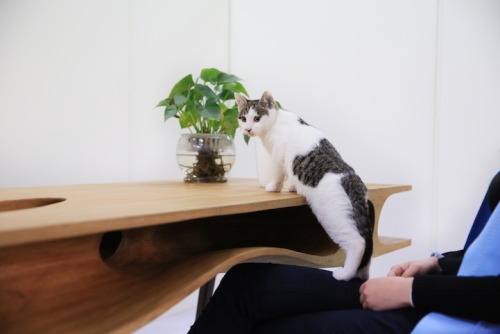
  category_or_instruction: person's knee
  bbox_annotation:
[225,262,257,279]
[220,263,269,288]
[214,263,274,300]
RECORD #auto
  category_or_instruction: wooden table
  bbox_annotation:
[0,179,411,333]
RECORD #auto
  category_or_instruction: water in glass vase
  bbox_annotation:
[176,154,236,182]
[176,134,236,183]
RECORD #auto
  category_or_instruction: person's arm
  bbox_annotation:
[384,249,465,277]
[360,255,443,310]
[437,250,465,274]
[412,274,500,323]
[361,252,500,324]
[360,272,500,324]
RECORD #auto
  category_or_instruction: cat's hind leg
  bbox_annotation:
[306,175,368,281]
[308,210,366,281]
[332,233,367,281]
[355,261,370,280]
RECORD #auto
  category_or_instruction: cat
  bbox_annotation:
[235,91,372,280]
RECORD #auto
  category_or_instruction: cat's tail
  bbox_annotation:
[341,173,373,272]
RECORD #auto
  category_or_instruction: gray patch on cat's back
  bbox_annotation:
[341,174,369,232]
[293,140,372,269]
[292,139,354,188]
[298,118,309,126]
[341,173,372,268]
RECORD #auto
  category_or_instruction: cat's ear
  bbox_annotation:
[234,93,247,109]
[259,91,275,110]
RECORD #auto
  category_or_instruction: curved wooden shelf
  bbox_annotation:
[0,179,411,333]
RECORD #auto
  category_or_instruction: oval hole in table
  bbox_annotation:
[99,231,123,260]
[0,197,66,212]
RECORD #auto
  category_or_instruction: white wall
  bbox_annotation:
[0,0,130,186]
[435,0,500,252]
[230,0,499,275]
[128,0,235,182]
[231,0,440,276]
[0,0,233,186]
[1,0,499,329]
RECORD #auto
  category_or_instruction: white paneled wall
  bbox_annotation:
[1,0,499,332]
[0,0,130,186]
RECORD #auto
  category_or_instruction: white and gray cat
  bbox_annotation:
[235,91,372,280]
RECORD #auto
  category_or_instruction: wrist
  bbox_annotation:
[430,251,443,259]
[407,277,415,307]
[430,251,443,272]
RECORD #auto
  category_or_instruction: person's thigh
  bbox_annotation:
[222,263,363,318]
[189,263,364,333]
[253,308,426,334]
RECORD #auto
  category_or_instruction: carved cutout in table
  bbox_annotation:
[0,179,411,333]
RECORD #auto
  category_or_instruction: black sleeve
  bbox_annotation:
[438,250,465,275]
[412,274,500,323]
[487,170,500,211]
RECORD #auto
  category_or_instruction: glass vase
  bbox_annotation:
[176,133,236,183]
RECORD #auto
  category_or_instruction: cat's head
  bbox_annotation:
[235,91,277,137]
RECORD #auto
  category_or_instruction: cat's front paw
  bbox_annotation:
[288,184,297,192]
[265,181,283,192]
[332,268,355,281]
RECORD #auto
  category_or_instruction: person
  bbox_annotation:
[188,171,500,334]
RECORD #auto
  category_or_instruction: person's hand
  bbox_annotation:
[359,277,413,311]
[387,256,440,277]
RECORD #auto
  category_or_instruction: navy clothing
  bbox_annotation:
[189,259,499,334]
[190,171,500,333]
[189,263,426,334]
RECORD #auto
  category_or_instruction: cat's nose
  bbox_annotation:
[246,128,253,134]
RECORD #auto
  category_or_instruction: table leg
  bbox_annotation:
[196,277,216,319]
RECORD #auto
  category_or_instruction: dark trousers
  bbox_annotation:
[189,263,426,334]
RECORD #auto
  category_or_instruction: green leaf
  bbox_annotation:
[218,89,233,101]
[194,84,217,99]
[164,105,178,121]
[190,88,205,101]
[178,112,191,128]
[200,68,221,83]
[157,68,251,137]
[168,74,194,98]
[156,98,172,108]
[219,82,249,101]
[222,82,248,96]
[222,107,239,137]
[199,99,221,120]
[179,109,201,130]
[207,119,221,133]
[173,93,187,106]
[217,72,241,83]
[275,100,286,110]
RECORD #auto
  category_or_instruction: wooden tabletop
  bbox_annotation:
[0,179,410,248]
[0,179,412,333]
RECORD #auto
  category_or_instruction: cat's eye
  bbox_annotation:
[239,116,246,122]
[254,116,261,122]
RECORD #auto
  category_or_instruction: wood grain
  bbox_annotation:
[0,179,411,333]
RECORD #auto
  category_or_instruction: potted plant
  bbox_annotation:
[157,68,249,182]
